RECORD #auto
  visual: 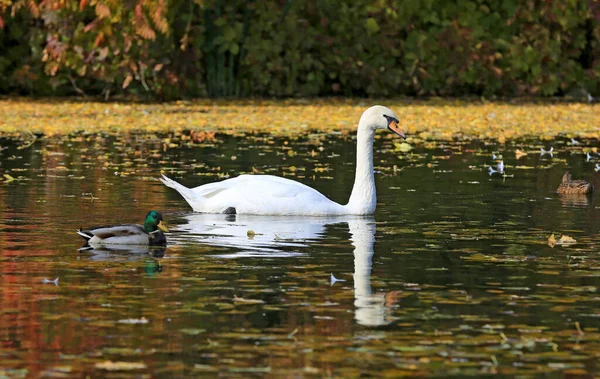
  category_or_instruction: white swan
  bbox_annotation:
[160,105,405,215]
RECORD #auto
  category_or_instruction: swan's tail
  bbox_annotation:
[76,229,93,241]
[160,174,204,211]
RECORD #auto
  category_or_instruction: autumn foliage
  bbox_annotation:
[0,0,599,99]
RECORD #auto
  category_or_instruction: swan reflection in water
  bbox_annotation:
[348,218,398,326]
[173,213,398,326]
[171,213,334,257]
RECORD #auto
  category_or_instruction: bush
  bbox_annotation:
[0,0,598,99]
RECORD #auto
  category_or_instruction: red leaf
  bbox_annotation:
[93,32,104,48]
[28,0,40,18]
[84,19,98,33]
[122,74,133,89]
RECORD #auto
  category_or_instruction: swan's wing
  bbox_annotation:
[192,175,325,198]
[235,175,329,197]
[189,175,343,214]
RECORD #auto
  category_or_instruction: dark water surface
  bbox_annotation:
[1,133,600,377]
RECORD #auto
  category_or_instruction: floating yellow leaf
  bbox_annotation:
[395,142,412,152]
[548,234,576,248]
[557,235,577,245]
[95,361,147,371]
[118,317,149,324]
[515,149,528,159]
[548,234,557,247]
[233,295,265,304]
[0,99,598,142]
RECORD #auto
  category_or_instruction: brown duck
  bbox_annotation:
[557,172,593,194]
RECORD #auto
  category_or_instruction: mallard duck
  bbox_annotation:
[161,105,406,215]
[77,210,169,247]
[557,172,593,194]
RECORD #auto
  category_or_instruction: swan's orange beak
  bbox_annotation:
[388,119,406,139]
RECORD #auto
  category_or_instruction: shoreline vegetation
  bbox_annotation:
[0,1,598,99]
[0,98,598,142]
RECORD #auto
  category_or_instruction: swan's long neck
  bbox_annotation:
[346,127,376,214]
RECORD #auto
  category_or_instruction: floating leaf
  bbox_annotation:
[95,361,147,371]
[557,235,577,245]
[395,142,413,152]
[233,295,265,304]
[548,234,576,247]
[118,317,149,324]
[515,149,528,159]
[180,328,205,335]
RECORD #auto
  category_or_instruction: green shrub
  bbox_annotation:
[0,0,598,98]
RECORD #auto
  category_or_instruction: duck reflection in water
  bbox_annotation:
[174,213,399,326]
[78,245,165,276]
[79,245,166,260]
[559,194,591,208]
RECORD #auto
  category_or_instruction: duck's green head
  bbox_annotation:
[144,210,169,233]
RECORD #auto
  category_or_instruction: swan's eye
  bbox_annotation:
[383,115,399,124]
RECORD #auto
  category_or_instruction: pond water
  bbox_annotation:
[1,132,600,377]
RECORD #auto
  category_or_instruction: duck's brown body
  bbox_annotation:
[557,172,593,194]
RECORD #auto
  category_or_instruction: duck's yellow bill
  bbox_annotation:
[158,220,169,232]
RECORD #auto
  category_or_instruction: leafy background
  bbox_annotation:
[0,0,599,99]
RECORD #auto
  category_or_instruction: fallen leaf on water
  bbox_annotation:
[515,149,528,159]
[1,99,599,143]
[118,317,149,324]
[233,295,265,304]
[41,277,59,286]
[557,235,577,245]
[395,142,413,152]
[548,234,576,247]
[180,328,206,335]
[95,361,147,371]
[330,273,346,286]
[247,230,264,238]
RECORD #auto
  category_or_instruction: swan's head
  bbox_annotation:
[359,105,406,139]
